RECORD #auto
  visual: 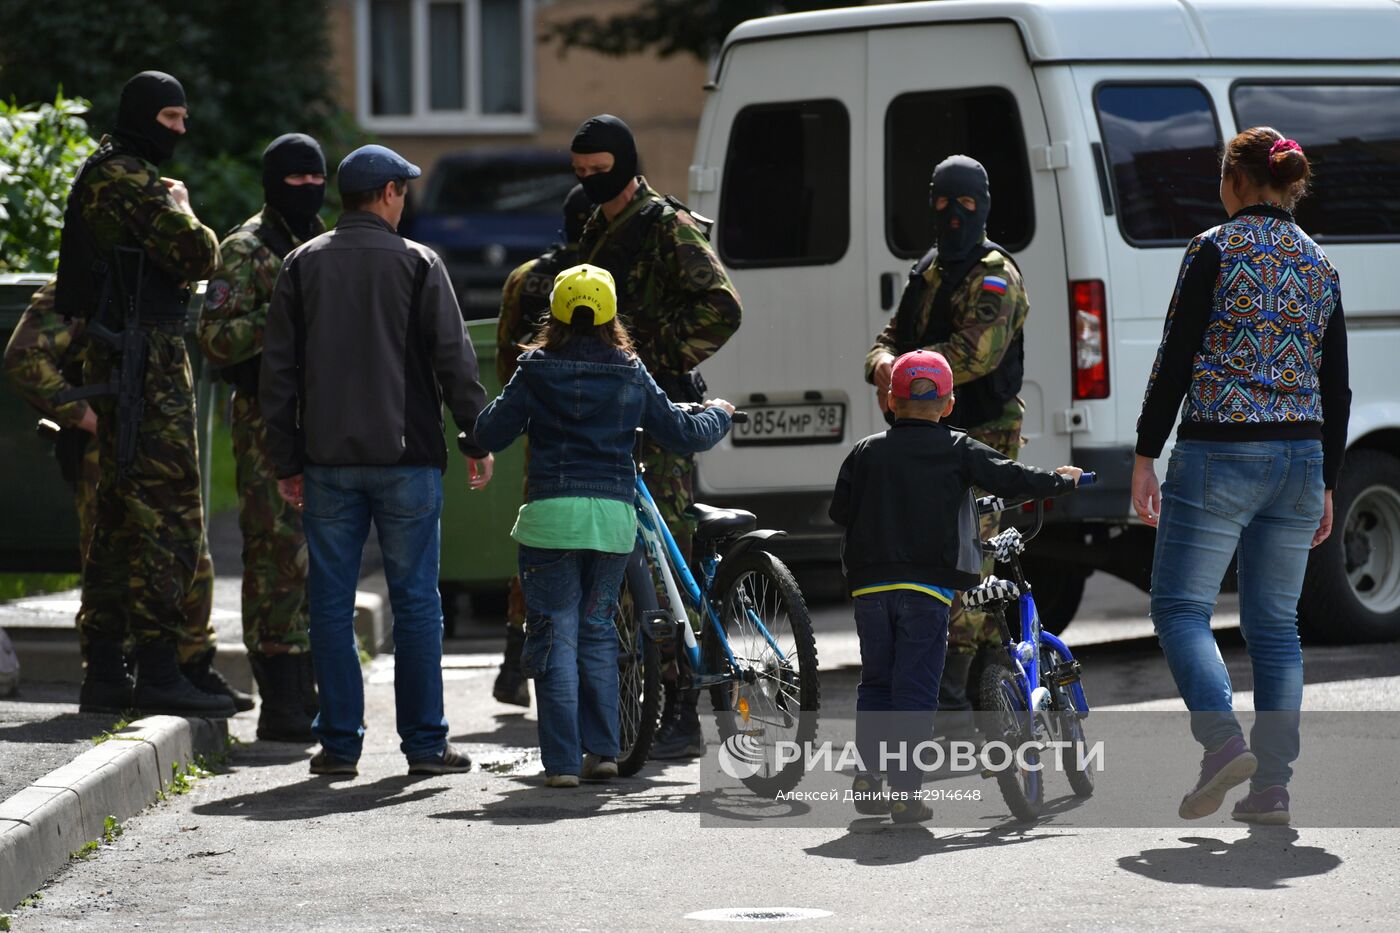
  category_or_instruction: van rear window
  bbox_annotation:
[885,89,1034,258]
[719,99,850,266]
[1095,84,1225,245]
[1232,83,1400,240]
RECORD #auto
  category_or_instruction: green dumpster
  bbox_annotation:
[0,273,218,573]
[437,319,524,605]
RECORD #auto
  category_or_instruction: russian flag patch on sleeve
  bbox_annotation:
[982,275,1008,295]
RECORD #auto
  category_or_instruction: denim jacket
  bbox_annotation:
[474,338,731,503]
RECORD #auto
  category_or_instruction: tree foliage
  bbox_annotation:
[544,0,854,60]
[0,93,97,272]
[0,0,364,244]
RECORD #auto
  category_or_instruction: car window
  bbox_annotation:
[720,99,850,266]
[885,88,1034,258]
[1095,84,1225,245]
[426,160,576,214]
[1232,83,1400,240]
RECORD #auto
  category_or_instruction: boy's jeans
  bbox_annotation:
[518,545,629,776]
[302,465,448,763]
[854,590,950,792]
[1151,439,1324,788]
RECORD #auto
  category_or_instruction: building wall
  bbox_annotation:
[327,0,710,196]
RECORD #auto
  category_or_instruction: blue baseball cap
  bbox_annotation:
[337,144,421,196]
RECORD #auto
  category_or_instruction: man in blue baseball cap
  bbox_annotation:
[261,142,493,778]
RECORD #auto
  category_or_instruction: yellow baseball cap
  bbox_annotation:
[550,263,617,325]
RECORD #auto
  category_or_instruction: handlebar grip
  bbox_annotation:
[730,411,749,424]
[1078,471,1097,487]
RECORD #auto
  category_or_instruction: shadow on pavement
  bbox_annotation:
[0,711,113,743]
[227,738,317,767]
[1116,827,1342,889]
[193,774,448,821]
[451,711,536,747]
[804,821,1052,866]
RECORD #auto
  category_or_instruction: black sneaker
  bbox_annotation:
[408,744,473,775]
[890,798,934,824]
[851,772,889,815]
[650,690,704,760]
[309,750,358,776]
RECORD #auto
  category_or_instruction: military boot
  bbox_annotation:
[650,687,704,760]
[249,653,315,743]
[180,648,254,712]
[79,640,134,714]
[133,642,236,718]
[934,652,978,742]
[492,625,530,707]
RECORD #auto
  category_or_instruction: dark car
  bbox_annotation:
[401,148,578,320]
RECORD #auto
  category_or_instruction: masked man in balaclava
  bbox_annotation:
[52,71,232,717]
[569,114,742,759]
[198,133,330,741]
[865,155,1031,739]
[490,183,594,708]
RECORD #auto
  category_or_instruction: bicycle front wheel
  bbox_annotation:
[615,550,662,777]
[706,548,820,795]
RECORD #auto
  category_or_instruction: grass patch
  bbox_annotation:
[16,893,41,908]
[103,814,123,844]
[69,840,99,861]
[90,717,132,745]
[0,572,81,600]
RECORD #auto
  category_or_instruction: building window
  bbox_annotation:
[356,0,534,133]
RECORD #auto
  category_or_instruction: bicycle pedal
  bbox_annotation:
[1048,660,1083,687]
[641,610,680,646]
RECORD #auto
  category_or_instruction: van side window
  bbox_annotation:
[1232,83,1400,240]
[719,99,850,267]
[885,89,1034,258]
[1095,84,1225,245]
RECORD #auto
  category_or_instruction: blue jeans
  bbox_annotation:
[518,545,629,776]
[1151,439,1324,788]
[853,590,950,792]
[302,465,447,763]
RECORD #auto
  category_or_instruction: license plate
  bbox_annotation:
[732,402,846,446]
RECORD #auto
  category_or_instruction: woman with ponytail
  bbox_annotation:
[1132,127,1351,825]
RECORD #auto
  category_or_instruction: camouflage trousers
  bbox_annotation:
[231,391,310,655]
[947,421,1022,656]
[81,333,216,659]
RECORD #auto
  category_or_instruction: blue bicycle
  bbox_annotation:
[962,473,1097,821]
[613,411,821,790]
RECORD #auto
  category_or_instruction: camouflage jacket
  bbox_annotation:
[2,279,90,426]
[579,178,741,378]
[866,249,1029,428]
[495,242,578,384]
[198,205,323,368]
[71,136,219,287]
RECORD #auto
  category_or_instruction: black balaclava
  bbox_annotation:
[114,71,187,166]
[929,155,991,265]
[263,133,327,239]
[562,184,592,244]
[570,114,638,205]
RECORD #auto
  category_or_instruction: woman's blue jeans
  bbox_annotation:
[518,545,629,777]
[1151,439,1325,788]
[302,465,448,764]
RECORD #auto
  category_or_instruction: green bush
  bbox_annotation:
[0,93,96,272]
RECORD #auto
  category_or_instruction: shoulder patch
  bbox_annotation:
[982,275,1008,296]
[205,279,232,311]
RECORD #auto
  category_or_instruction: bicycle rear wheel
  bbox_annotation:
[615,550,662,777]
[978,662,1044,821]
[705,548,820,796]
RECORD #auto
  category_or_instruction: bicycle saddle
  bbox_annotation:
[961,576,1021,610]
[686,503,758,541]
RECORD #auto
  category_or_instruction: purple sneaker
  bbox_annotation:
[1178,735,1258,820]
[1232,785,1291,826]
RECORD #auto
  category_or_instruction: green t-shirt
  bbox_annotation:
[510,497,637,554]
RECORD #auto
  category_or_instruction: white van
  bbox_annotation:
[687,0,1400,642]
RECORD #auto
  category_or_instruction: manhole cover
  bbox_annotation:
[685,908,833,923]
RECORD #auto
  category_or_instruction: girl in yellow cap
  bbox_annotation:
[475,264,735,786]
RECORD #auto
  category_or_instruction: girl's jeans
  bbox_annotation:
[518,545,629,776]
[1151,439,1325,788]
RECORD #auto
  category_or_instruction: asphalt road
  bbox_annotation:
[9,574,1399,932]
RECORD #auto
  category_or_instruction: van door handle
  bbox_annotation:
[880,272,901,311]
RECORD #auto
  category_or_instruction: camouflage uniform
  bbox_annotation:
[866,249,1029,655]
[198,206,321,656]
[71,137,221,653]
[579,178,742,563]
[3,279,215,660]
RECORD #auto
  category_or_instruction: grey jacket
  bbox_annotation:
[260,211,488,478]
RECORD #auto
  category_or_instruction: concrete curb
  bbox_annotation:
[0,715,227,911]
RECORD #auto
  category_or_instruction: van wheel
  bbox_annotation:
[1300,449,1400,643]
[1018,557,1090,636]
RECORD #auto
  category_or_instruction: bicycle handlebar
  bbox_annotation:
[976,471,1097,517]
[676,402,748,424]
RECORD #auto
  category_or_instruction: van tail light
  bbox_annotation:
[1071,280,1109,400]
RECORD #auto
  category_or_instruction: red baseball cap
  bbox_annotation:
[891,350,954,400]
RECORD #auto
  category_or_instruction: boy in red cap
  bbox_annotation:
[829,349,1082,823]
